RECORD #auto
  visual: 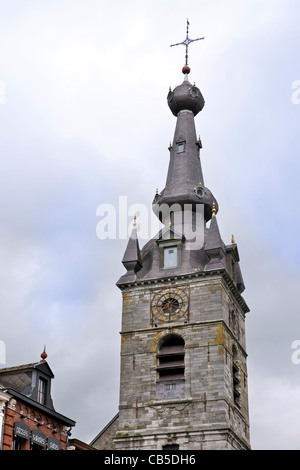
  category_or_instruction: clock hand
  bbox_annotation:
[157,302,171,315]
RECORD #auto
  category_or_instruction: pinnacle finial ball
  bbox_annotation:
[40,346,47,362]
[182,64,190,74]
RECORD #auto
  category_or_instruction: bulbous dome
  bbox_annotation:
[167,77,205,117]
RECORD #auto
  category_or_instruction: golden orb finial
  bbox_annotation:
[212,201,216,216]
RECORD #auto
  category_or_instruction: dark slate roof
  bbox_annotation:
[157,107,218,223]
[117,216,246,297]
[0,361,54,405]
[0,360,76,427]
[168,77,205,117]
[4,387,76,427]
[0,361,54,379]
[204,215,227,272]
[118,222,142,284]
[117,71,247,303]
[204,215,223,252]
[122,224,142,268]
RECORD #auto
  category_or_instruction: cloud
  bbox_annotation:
[249,375,300,450]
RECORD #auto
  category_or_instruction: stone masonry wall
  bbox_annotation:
[114,274,250,450]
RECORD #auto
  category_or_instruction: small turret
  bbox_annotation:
[204,202,226,271]
[118,216,142,284]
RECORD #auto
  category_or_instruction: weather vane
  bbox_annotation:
[170,19,204,68]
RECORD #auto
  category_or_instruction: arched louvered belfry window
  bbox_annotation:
[232,344,241,406]
[156,334,185,400]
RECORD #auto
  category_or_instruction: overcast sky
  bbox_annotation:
[0,0,300,450]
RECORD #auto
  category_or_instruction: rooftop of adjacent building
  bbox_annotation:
[0,347,76,428]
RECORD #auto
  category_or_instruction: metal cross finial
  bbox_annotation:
[170,19,204,66]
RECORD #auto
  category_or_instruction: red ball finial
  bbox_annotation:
[40,346,47,362]
[182,65,190,74]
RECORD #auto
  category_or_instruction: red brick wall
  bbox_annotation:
[2,398,68,450]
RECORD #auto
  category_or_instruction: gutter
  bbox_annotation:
[6,388,76,428]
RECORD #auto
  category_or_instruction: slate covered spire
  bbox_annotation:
[119,216,142,283]
[153,67,218,224]
[117,26,246,295]
[204,202,226,271]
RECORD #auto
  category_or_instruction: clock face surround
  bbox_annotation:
[151,287,189,325]
[189,86,200,98]
[195,185,204,199]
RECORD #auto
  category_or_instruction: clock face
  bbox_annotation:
[151,287,189,325]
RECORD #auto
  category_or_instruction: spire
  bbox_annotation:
[116,22,247,296]
[154,35,218,224]
[204,212,226,271]
[120,216,142,281]
[159,81,205,213]
[153,20,218,225]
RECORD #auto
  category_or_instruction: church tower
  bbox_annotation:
[110,23,250,451]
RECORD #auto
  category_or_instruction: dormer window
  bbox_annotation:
[37,377,47,405]
[164,246,178,268]
[226,251,237,285]
[156,225,184,270]
[176,142,185,154]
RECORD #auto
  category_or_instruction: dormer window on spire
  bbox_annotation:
[176,141,185,154]
[158,240,183,270]
[164,246,178,268]
[176,132,186,154]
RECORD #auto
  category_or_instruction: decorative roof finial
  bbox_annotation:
[231,234,235,244]
[170,19,204,74]
[40,346,47,362]
[133,215,137,229]
[212,201,216,216]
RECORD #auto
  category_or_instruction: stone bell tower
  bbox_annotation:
[92,21,251,451]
